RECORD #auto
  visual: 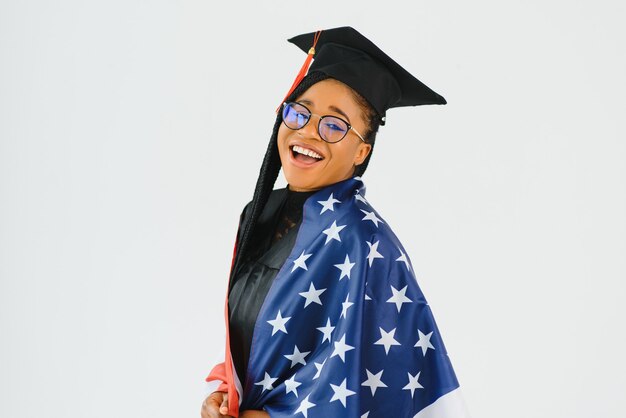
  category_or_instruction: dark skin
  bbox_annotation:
[200,392,269,418]
[201,79,371,418]
[277,78,371,192]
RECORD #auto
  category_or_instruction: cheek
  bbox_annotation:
[277,125,295,166]
[277,126,288,152]
[328,142,358,166]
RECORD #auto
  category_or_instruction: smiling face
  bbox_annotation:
[277,78,372,192]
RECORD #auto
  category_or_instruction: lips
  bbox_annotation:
[288,141,325,168]
[292,145,323,160]
[289,141,326,160]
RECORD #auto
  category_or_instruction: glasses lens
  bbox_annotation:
[319,116,349,143]
[282,102,310,130]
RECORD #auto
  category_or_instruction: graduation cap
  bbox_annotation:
[278,26,446,124]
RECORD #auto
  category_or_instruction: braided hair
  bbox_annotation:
[234,71,381,266]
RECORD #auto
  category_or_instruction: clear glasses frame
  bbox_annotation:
[281,101,366,143]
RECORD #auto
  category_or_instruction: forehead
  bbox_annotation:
[296,79,361,116]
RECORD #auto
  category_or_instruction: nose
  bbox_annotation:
[298,115,323,141]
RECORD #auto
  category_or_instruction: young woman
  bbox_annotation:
[201,26,468,418]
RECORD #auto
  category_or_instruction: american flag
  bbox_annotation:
[208,176,469,417]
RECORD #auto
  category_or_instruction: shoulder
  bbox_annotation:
[342,193,401,241]
[239,187,288,220]
[301,177,404,250]
[346,195,414,265]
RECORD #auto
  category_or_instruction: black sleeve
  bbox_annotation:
[236,200,251,245]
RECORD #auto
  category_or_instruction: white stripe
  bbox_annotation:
[414,388,471,418]
[230,350,244,406]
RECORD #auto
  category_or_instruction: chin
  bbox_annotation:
[279,158,318,192]
[284,174,322,192]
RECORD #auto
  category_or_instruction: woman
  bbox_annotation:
[201,27,468,418]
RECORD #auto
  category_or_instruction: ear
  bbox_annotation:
[353,142,372,166]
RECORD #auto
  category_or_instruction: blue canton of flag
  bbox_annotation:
[240,176,469,417]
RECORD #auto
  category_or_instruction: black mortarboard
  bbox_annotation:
[280,26,446,122]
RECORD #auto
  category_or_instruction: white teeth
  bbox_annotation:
[292,145,323,160]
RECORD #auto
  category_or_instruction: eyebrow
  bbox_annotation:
[298,99,351,123]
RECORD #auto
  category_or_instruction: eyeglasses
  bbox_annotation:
[281,101,366,143]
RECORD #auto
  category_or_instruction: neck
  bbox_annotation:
[287,184,320,193]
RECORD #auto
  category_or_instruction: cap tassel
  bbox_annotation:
[276,30,322,113]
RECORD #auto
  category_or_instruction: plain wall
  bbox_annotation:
[1,1,624,417]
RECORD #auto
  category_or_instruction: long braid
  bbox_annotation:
[235,71,331,267]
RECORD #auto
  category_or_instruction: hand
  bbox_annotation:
[201,391,233,418]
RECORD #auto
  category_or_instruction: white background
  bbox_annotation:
[1,1,625,417]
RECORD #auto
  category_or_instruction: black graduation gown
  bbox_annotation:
[228,187,316,386]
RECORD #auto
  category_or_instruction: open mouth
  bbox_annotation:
[290,144,325,165]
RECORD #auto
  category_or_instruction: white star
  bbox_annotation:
[291,250,312,272]
[330,378,356,407]
[396,248,411,271]
[299,282,326,308]
[267,310,291,336]
[364,293,372,300]
[285,374,302,397]
[295,394,316,418]
[361,413,370,418]
[322,220,347,245]
[366,240,384,267]
[313,358,326,380]
[361,369,387,396]
[374,327,401,355]
[316,318,334,343]
[331,334,355,363]
[386,284,412,312]
[334,254,355,280]
[318,193,340,214]
[340,293,354,319]
[254,372,278,392]
[403,371,424,397]
[414,330,435,356]
[354,191,369,205]
[284,345,310,368]
[361,209,383,227]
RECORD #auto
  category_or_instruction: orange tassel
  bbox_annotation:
[276,30,322,113]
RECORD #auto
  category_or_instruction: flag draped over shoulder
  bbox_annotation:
[206,176,469,418]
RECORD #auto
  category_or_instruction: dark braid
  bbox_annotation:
[235,71,331,265]
[235,71,382,265]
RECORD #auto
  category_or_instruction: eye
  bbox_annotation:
[294,112,309,124]
[322,119,347,132]
[284,106,310,126]
[295,111,309,118]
